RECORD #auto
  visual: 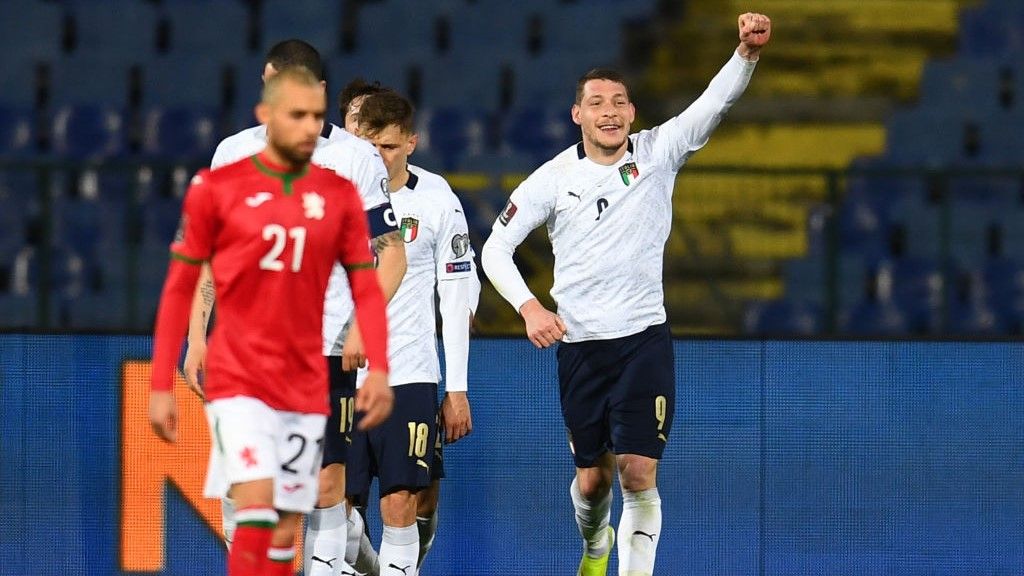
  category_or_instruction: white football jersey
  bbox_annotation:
[209,123,393,355]
[485,51,756,342]
[358,165,479,389]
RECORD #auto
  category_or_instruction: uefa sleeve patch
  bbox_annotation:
[446,262,472,274]
[498,200,518,226]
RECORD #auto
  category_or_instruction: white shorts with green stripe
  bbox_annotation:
[203,396,327,513]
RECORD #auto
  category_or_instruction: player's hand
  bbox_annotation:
[183,338,207,401]
[342,322,366,372]
[738,12,771,59]
[440,392,472,444]
[355,370,393,430]
[149,391,178,443]
[519,298,567,348]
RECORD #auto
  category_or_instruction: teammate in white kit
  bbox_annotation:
[180,40,407,576]
[481,14,772,576]
[346,90,479,576]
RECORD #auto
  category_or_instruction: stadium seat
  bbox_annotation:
[48,57,134,109]
[417,107,494,171]
[143,57,230,108]
[416,55,504,111]
[261,0,343,55]
[158,0,249,61]
[356,1,436,60]
[0,107,36,157]
[140,106,219,161]
[743,298,823,335]
[0,292,36,329]
[948,270,1006,335]
[0,0,62,62]
[50,105,126,159]
[501,105,579,165]
[0,60,42,108]
[64,0,159,61]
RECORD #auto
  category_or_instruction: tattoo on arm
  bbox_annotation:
[372,230,401,254]
[200,276,215,328]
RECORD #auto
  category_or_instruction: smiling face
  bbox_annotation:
[572,78,635,163]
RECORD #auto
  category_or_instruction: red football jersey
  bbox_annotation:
[168,154,379,414]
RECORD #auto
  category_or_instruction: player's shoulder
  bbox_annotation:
[317,129,380,161]
[215,125,264,152]
[407,164,454,195]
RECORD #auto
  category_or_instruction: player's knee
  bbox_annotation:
[416,481,440,517]
[617,455,657,492]
[316,464,345,506]
[576,469,613,500]
[380,489,418,525]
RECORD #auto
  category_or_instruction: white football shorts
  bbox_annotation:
[203,396,327,513]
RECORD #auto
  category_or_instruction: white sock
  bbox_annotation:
[346,505,379,576]
[415,511,437,569]
[221,498,236,548]
[378,523,418,576]
[618,488,661,576]
[305,502,348,576]
[570,477,612,559]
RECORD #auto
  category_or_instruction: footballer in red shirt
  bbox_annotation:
[148,67,393,576]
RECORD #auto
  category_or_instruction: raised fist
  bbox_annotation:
[738,12,772,56]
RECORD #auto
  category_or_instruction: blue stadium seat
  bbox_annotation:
[948,271,1007,335]
[889,258,944,334]
[457,150,537,174]
[417,107,494,171]
[65,0,159,61]
[417,55,504,111]
[782,257,825,307]
[144,57,229,108]
[0,292,36,329]
[139,193,184,248]
[841,260,912,335]
[743,298,823,335]
[261,0,343,55]
[0,107,36,157]
[159,0,249,61]
[0,61,42,107]
[66,288,129,331]
[501,105,579,165]
[0,0,62,61]
[141,107,219,161]
[356,1,435,60]
[48,57,133,108]
[918,59,1003,114]
[53,189,129,260]
[959,3,1024,59]
[50,105,126,159]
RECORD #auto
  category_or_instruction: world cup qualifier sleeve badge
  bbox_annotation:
[400,216,419,242]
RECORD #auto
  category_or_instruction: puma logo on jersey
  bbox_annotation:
[303,192,325,220]
[567,190,581,200]
[387,563,412,575]
[245,192,273,207]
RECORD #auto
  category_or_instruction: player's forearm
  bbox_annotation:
[669,51,756,152]
[347,267,390,373]
[373,231,407,302]
[152,260,203,392]
[187,264,215,344]
[481,234,535,312]
[438,277,478,392]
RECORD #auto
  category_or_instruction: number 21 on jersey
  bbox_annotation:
[259,224,306,272]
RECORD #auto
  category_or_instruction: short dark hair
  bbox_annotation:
[575,68,630,104]
[265,39,324,81]
[357,89,416,136]
[337,78,388,119]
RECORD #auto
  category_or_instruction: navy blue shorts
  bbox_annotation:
[556,322,675,468]
[322,356,356,468]
[346,382,439,497]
